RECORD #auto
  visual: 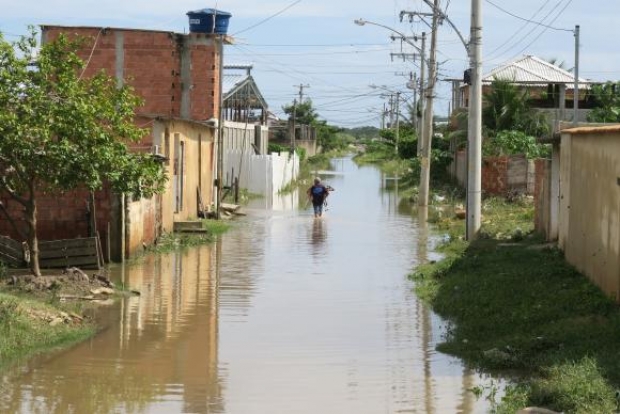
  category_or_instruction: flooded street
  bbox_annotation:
[1,157,490,413]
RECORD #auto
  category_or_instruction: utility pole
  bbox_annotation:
[381,102,387,129]
[295,83,310,103]
[291,98,297,149]
[395,91,401,155]
[390,26,427,152]
[418,32,426,155]
[573,25,580,126]
[216,34,225,220]
[466,0,482,240]
[418,0,439,207]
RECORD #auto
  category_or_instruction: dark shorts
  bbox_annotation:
[312,202,324,215]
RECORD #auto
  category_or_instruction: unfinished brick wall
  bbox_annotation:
[187,35,220,120]
[0,186,113,247]
[481,156,509,195]
[42,27,220,121]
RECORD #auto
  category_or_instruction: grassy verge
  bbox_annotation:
[147,219,231,254]
[0,290,95,369]
[413,200,620,413]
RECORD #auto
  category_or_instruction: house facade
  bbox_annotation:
[0,24,226,261]
[453,55,592,129]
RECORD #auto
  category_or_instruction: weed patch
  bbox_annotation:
[0,292,94,369]
[413,231,620,412]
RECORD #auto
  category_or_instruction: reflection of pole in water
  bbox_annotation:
[417,207,429,264]
[417,205,435,413]
[457,366,476,413]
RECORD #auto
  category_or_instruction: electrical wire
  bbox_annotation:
[239,42,389,47]
[506,0,575,63]
[492,0,573,63]
[485,0,573,32]
[232,0,303,36]
[0,31,23,38]
[78,29,103,81]
[484,0,552,61]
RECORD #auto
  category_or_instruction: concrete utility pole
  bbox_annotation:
[381,102,387,129]
[466,0,483,240]
[295,83,310,103]
[395,91,401,155]
[291,98,297,148]
[216,34,225,220]
[573,25,580,126]
[418,32,426,155]
[418,0,440,207]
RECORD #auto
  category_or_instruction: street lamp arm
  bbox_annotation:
[354,18,423,55]
[419,0,470,54]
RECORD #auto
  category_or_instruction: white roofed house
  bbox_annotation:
[452,55,592,131]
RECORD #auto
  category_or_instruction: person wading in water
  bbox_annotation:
[307,177,330,218]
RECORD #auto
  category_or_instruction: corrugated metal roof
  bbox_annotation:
[223,73,246,95]
[483,55,587,86]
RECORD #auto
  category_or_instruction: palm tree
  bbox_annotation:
[482,78,549,138]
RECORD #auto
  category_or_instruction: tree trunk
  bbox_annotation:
[25,196,41,278]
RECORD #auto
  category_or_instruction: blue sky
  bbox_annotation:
[1,0,617,128]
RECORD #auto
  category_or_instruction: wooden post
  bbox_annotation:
[234,177,239,203]
[106,222,111,263]
[95,232,104,269]
[89,192,98,237]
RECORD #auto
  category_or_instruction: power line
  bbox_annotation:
[507,0,575,61]
[485,0,553,61]
[228,48,397,57]
[485,0,573,32]
[239,42,389,47]
[232,0,303,36]
[486,0,574,63]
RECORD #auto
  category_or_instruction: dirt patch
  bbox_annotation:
[3,267,135,305]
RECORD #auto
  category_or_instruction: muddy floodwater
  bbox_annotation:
[1,157,492,413]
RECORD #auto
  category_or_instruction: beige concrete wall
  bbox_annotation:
[152,120,215,234]
[126,196,158,257]
[559,126,620,300]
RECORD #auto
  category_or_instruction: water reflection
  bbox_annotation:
[309,219,327,257]
[1,156,492,414]
[0,247,225,414]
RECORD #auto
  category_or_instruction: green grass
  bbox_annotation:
[147,219,231,254]
[412,202,620,413]
[0,292,95,369]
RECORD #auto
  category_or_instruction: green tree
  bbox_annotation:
[282,99,319,125]
[482,78,549,138]
[0,28,166,277]
[587,81,620,123]
[282,99,349,152]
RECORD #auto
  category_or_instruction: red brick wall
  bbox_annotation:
[9,26,222,259]
[0,186,113,245]
[189,36,219,120]
[481,156,509,195]
[42,27,219,121]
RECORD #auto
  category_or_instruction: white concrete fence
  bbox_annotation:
[224,150,299,196]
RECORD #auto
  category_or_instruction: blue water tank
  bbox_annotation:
[187,8,232,35]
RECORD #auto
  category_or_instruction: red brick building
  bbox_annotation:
[0,25,230,261]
